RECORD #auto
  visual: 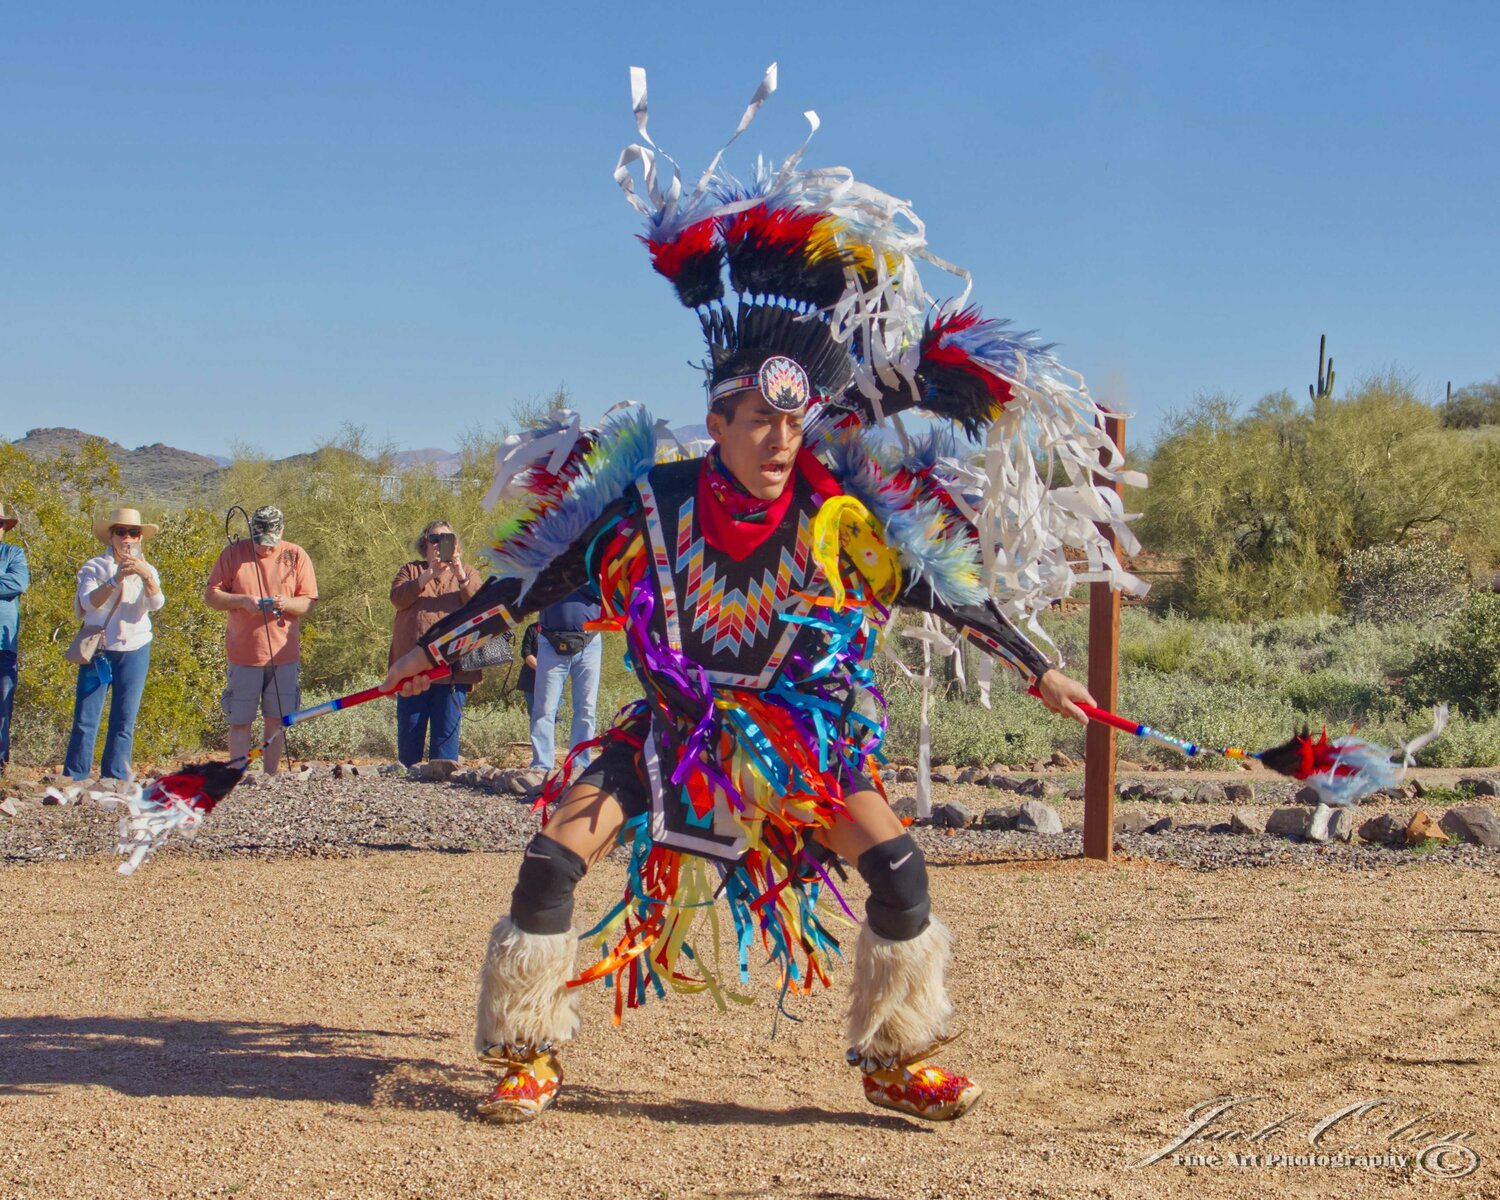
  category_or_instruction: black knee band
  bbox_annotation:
[857,834,931,942]
[510,834,587,935]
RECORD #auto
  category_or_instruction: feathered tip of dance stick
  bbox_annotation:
[1028,687,1449,808]
[79,665,453,874]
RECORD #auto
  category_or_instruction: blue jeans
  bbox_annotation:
[529,635,602,769]
[0,649,16,768]
[65,642,151,782]
[396,683,469,766]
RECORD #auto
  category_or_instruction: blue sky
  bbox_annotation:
[3,2,1496,459]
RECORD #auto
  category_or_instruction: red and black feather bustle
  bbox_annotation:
[1256,728,1361,782]
[643,217,724,309]
[721,205,851,310]
[146,760,249,813]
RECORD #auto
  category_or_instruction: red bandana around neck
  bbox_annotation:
[697,448,841,562]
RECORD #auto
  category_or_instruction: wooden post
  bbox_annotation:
[1083,414,1125,861]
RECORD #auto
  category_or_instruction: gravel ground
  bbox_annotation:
[2,764,1498,1198]
[2,849,1497,1199]
[3,763,1496,875]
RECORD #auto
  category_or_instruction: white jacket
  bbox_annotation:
[74,552,165,652]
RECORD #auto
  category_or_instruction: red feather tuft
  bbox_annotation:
[922,308,1016,414]
[644,218,719,281]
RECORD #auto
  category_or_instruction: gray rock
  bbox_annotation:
[1439,805,1500,848]
[1192,782,1227,805]
[1144,816,1174,835]
[1306,803,1335,843]
[1017,778,1059,800]
[1112,809,1153,835]
[987,762,1011,776]
[422,758,458,782]
[1015,799,1063,835]
[1064,787,1085,803]
[956,767,981,785]
[1117,782,1149,802]
[1156,786,1190,804]
[1224,782,1256,804]
[1409,778,1427,798]
[0,797,19,817]
[1230,808,1266,836]
[1049,750,1076,768]
[989,774,1025,792]
[1293,785,1322,806]
[934,802,971,829]
[450,768,479,787]
[930,768,954,785]
[1328,807,1356,844]
[896,765,918,784]
[981,805,1020,831]
[889,795,918,820]
[1459,777,1499,799]
[1265,806,1313,840]
[377,762,404,776]
[1358,813,1404,845]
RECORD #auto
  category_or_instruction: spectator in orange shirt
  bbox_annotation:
[203,506,317,775]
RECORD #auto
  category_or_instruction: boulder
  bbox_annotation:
[987,762,1010,776]
[934,802,971,829]
[1439,805,1500,848]
[981,805,1020,831]
[956,767,982,785]
[1328,808,1356,843]
[1191,782,1227,805]
[930,768,954,785]
[1117,782,1149,802]
[423,758,458,782]
[1064,787,1085,802]
[1405,810,1449,845]
[1112,809,1153,835]
[1230,808,1266,836]
[888,795,919,820]
[1306,803,1335,844]
[1409,778,1427,799]
[989,774,1025,792]
[1265,806,1313,840]
[1049,750,1076,769]
[1223,782,1256,804]
[1144,816,1174,835]
[1358,813,1404,846]
[1015,799,1063,835]
[378,762,404,776]
[1459,776,1499,799]
[896,765,918,784]
[1017,778,1059,800]
[1293,785,1323,806]
[0,797,18,818]
[1156,786,1190,804]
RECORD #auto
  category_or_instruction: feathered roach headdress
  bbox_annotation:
[615,63,1146,624]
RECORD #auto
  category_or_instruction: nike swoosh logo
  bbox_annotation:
[525,847,551,860]
[889,851,914,870]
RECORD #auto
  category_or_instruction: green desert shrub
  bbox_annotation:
[1338,542,1470,623]
[1402,592,1500,719]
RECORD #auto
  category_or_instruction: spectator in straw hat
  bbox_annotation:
[64,507,165,784]
[0,502,28,777]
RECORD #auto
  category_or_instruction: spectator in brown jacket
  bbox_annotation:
[390,521,482,766]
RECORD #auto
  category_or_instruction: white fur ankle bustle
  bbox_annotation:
[474,916,581,1057]
[846,919,954,1061]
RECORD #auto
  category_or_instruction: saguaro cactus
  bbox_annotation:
[1309,334,1335,405]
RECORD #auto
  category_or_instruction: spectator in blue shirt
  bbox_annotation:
[0,502,29,777]
[528,586,602,772]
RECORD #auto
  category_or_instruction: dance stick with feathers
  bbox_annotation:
[1028,686,1448,808]
[50,665,454,874]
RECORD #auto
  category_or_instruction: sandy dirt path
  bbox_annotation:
[2,851,1497,1199]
